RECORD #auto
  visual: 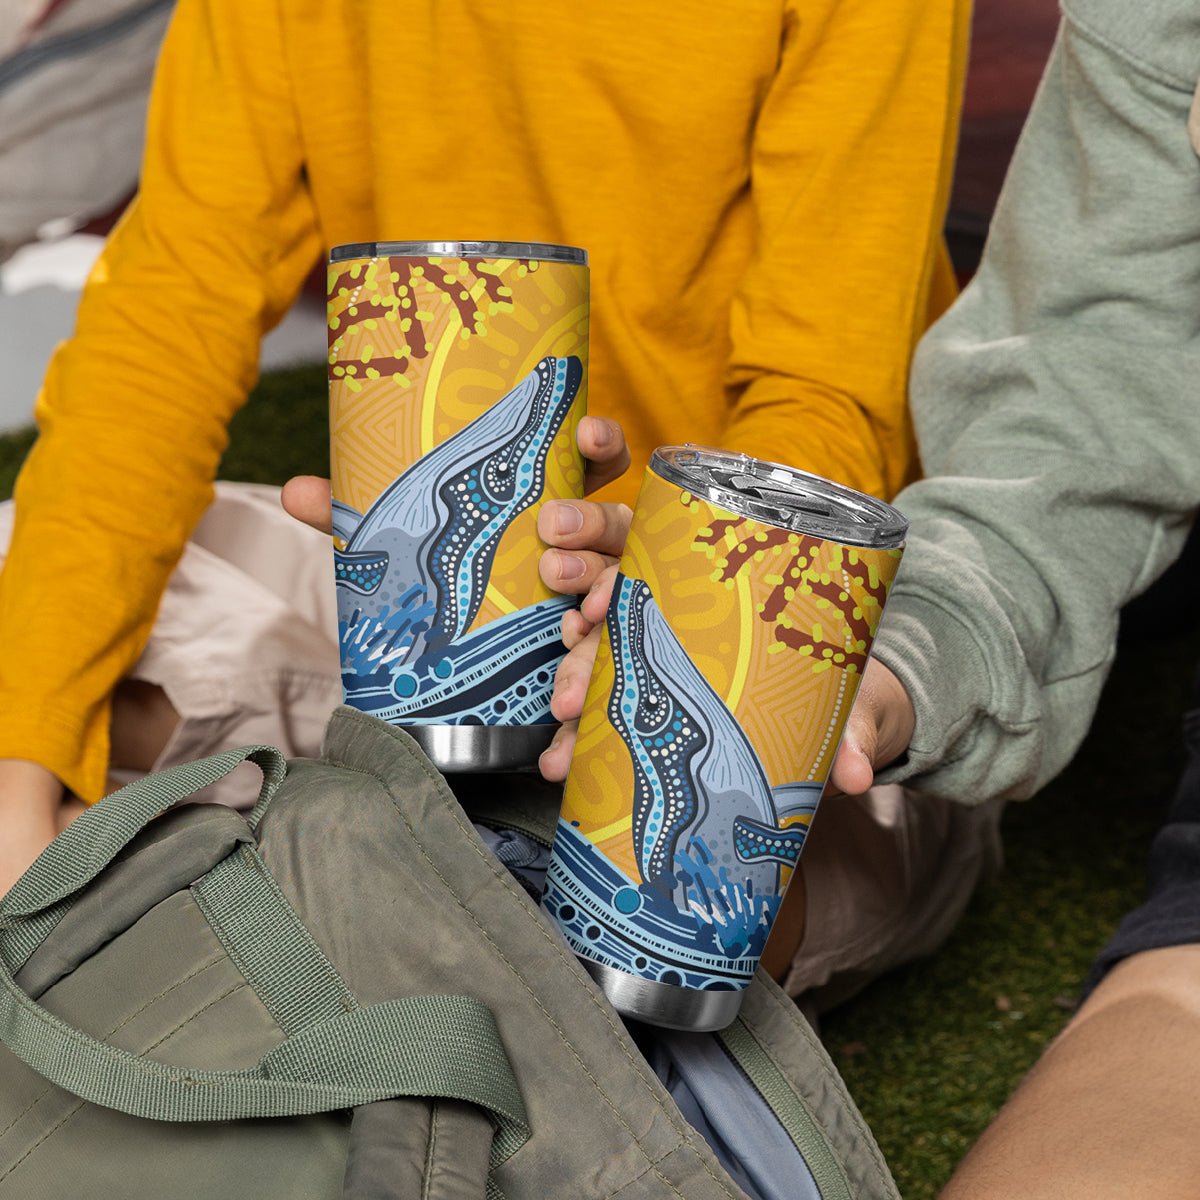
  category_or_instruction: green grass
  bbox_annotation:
[0,362,331,495]
[0,363,1190,1197]
[0,427,36,499]
[822,622,1198,1197]
[219,363,330,482]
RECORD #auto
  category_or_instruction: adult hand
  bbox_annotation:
[279,414,632,538]
[573,414,630,495]
[827,658,916,796]
[0,758,70,898]
[535,497,628,783]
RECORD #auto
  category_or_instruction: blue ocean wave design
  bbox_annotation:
[544,820,771,991]
[340,594,574,725]
[544,574,828,988]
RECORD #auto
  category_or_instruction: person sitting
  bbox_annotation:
[0,0,970,907]
[531,0,1200,1027]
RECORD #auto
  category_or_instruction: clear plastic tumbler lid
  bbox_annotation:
[651,445,907,549]
[330,241,587,266]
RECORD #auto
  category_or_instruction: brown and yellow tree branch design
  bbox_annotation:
[328,257,536,386]
[691,510,892,675]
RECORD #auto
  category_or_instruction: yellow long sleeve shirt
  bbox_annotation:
[0,0,967,800]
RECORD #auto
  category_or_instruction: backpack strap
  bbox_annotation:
[0,745,288,969]
[0,748,529,1164]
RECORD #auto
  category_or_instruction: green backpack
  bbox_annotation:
[0,707,899,1200]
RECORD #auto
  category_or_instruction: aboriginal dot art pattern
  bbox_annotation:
[328,254,588,726]
[545,468,902,991]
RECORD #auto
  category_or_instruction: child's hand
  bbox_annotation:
[0,759,70,898]
[280,475,333,535]
[827,659,916,796]
[537,563,619,782]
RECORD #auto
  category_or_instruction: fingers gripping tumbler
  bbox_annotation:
[543,447,907,1030]
[327,241,589,772]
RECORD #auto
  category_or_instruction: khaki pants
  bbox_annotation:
[789,785,1003,1010]
[1,481,1004,1002]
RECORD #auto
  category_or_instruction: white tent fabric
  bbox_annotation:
[0,0,174,260]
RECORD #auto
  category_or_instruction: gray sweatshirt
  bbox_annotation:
[873,0,1200,804]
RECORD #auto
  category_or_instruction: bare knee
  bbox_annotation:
[109,679,180,774]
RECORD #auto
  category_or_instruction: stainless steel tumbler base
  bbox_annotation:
[579,958,745,1033]
[404,724,557,774]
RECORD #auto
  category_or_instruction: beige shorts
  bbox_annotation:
[1,481,1004,1000]
[0,482,344,810]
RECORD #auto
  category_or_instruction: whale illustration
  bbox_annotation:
[604,574,821,909]
[334,355,582,676]
[732,778,823,866]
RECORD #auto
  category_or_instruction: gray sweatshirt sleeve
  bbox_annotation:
[872,0,1200,804]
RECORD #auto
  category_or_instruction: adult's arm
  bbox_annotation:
[871,0,1200,803]
[0,0,321,802]
[719,0,968,500]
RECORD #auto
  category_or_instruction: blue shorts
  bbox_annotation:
[1084,689,1200,997]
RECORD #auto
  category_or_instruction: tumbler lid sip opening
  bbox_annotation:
[650,445,908,549]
